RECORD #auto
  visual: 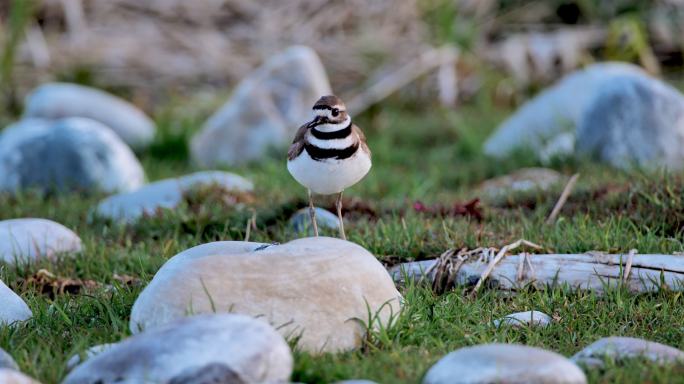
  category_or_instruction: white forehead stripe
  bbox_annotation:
[315,116,351,132]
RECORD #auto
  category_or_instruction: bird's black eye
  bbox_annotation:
[332,108,339,117]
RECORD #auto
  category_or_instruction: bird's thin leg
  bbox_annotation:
[308,189,319,237]
[336,191,346,240]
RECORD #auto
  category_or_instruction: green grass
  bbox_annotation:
[3,93,684,383]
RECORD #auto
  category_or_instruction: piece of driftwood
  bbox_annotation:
[390,251,684,293]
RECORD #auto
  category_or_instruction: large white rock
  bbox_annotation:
[24,83,155,150]
[95,171,253,223]
[572,337,684,367]
[577,73,684,169]
[483,62,646,159]
[0,118,145,194]
[0,280,31,325]
[0,369,41,384]
[423,344,586,384]
[191,46,332,167]
[0,218,82,264]
[63,314,292,384]
[130,237,401,353]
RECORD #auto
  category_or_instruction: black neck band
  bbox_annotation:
[304,142,359,160]
[311,122,352,140]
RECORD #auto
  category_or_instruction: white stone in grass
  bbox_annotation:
[24,83,155,150]
[66,343,115,371]
[478,168,565,201]
[423,344,587,384]
[94,171,253,223]
[0,118,145,194]
[0,280,31,325]
[130,237,402,353]
[0,218,82,264]
[0,369,41,384]
[571,337,684,367]
[289,207,339,234]
[191,46,332,167]
[494,310,552,328]
[0,347,18,370]
[62,314,292,384]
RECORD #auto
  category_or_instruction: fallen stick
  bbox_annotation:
[390,252,684,293]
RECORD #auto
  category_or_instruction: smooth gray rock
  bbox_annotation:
[24,83,155,150]
[572,337,684,367]
[0,347,18,370]
[423,344,586,384]
[494,310,552,328]
[191,46,331,167]
[577,74,684,169]
[95,171,253,223]
[0,280,31,325]
[483,63,646,161]
[63,314,293,384]
[0,218,82,264]
[0,118,145,194]
[66,343,115,371]
[478,168,565,201]
[289,207,339,234]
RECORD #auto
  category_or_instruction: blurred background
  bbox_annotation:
[2,0,684,119]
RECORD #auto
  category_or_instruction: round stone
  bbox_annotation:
[24,82,155,151]
[289,207,340,234]
[66,343,115,371]
[479,168,564,201]
[0,218,82,264]
[191,46,332,167]
[130,237,402,353]
[494,310,552,328]
[63,314,292,384]
[94,171,253,223]
[0,347,18,370]
[0,118,145,194]
[423,344,586,384]
[572,337,684,367]
[0,280,32,325]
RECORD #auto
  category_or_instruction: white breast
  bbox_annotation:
[287,149,371,195]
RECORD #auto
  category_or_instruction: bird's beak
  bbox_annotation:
[306,115,327,128]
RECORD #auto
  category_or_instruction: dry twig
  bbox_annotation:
[546,173,580,225]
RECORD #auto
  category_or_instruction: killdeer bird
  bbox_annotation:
[287,95,371,240]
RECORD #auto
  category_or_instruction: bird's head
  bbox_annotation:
[307,95,349,127]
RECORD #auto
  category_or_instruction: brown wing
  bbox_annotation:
[287,123,310,160]
[352,124,371,157]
